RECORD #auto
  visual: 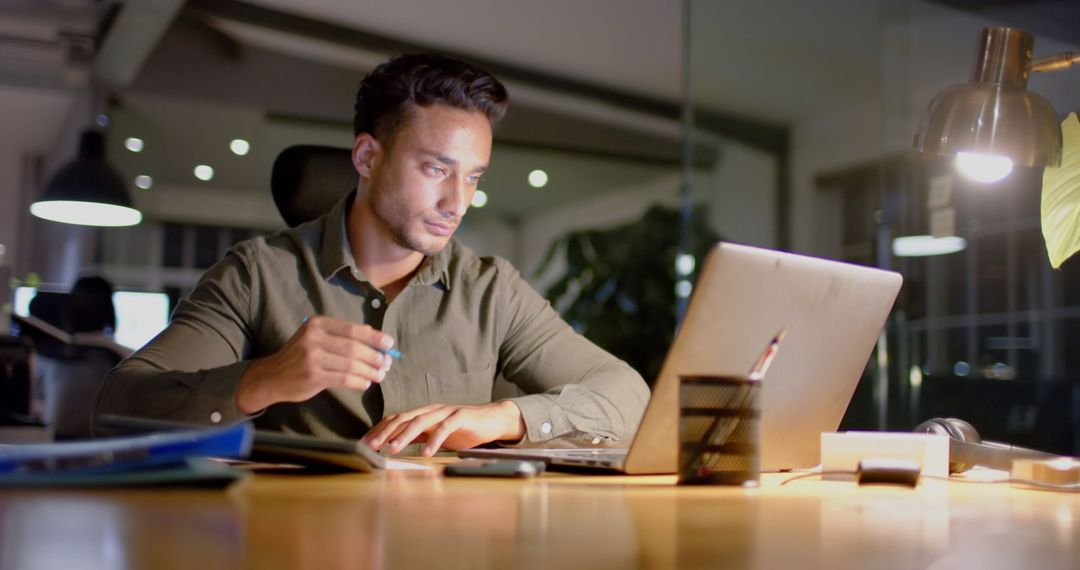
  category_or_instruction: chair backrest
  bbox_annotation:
[271,145,356,227]
[0,335,34,422]
[38,347,121,439]
[19,295,125,440]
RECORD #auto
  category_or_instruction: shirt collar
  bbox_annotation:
[317,190,453,290]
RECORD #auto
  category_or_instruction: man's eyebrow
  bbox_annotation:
[420,149,487,173]
[420,149,457,166]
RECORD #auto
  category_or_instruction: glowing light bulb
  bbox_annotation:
[471,189,488,208]
[892,235,966,257]
[230,139,250,156]
[194,164,214,181]
[955,152,1013,183]
[30,201,142,227]
[528,169,548,188]
[675,279,693,298]
[675,253,695,276]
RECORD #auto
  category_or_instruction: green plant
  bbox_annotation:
[1041,112,1080,268]
[536,204,720,385]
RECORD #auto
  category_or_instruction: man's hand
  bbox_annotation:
[235,315,395,414]
[362,400,525,457]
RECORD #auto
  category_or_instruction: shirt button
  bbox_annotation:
[540,422,552,435]
[371,298,382,309]
[210,411,222,424]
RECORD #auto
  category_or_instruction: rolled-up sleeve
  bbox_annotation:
[93,246,259,428]
[495,262,649,446]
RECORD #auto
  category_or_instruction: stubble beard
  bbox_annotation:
[371,192,448,257]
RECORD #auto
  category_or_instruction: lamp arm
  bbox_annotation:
[1032,52,1078,73]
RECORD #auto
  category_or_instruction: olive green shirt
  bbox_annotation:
[95,192,649,446]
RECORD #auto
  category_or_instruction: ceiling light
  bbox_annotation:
[30,201,142,227]
[528,169,548,188]
[675,253,696,276]
[914,27,1076,169]
[230,139,251,156]
[471,189,488,208]
[124,137,144,153]
[909,365,923,388]
[194,164,214,181]
[675,279,693,299]
[134,175,153,190]
[892,235,967,257]
[30,130,141,227]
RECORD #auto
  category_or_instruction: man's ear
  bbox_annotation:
[352,133,382,178]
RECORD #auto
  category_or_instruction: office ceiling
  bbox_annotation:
[1,0,1077,223]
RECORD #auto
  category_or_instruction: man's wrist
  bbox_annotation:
[236,359,268,414]
[495,400,526,442]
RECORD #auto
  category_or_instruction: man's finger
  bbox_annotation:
[365,404,444,449]
[388,409,455,453]
[422,411,467,456]
[330,372,371,392]
[320,352,386,384]
[310,316,394,350]
[315,335,390,371]
[362,414,399,449]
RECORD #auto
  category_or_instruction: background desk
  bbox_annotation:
[0,466,1076,569]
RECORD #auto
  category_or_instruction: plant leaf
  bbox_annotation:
[1042,112,1080,269]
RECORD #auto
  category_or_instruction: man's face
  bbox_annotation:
[363,104,492,256]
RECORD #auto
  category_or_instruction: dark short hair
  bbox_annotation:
[70,275,116,333]
[353,53,509,144]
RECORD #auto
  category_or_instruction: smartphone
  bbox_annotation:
[443,459,545,478]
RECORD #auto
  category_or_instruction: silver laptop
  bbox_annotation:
[460,242,902,474]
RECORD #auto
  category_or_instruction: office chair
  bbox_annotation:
[23,293,126,440]
[0,334,35,424]
[271,145,357,227]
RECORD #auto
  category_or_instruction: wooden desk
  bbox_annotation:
[0,465,1076,569]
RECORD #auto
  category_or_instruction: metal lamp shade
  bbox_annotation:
[30,130,142,227]
[914,27,1063,169]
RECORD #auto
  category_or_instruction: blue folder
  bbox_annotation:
[0,422,254,479]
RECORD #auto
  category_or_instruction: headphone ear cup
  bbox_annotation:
[914,417,956,438]
[914,417,982,474]
[940,418,982,445]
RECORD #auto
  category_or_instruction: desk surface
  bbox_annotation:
[0,463,1076,570]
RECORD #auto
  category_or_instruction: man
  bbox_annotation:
[95,53,649,456]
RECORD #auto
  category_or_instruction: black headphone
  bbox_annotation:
[913,418,1057,474]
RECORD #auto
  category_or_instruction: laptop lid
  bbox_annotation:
[622,242,902,474]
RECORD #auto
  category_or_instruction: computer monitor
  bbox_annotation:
[12,286,170,350]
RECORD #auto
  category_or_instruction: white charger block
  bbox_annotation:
[1011,457,1080,487]
[821,431,950,478]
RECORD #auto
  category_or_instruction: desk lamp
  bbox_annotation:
[914,27,1076,183]
[30,129,142,227]
[897,27,1076,257]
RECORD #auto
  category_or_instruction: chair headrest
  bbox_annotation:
[271,145,357,227]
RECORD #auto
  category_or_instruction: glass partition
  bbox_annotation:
[688,0,1080,453]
